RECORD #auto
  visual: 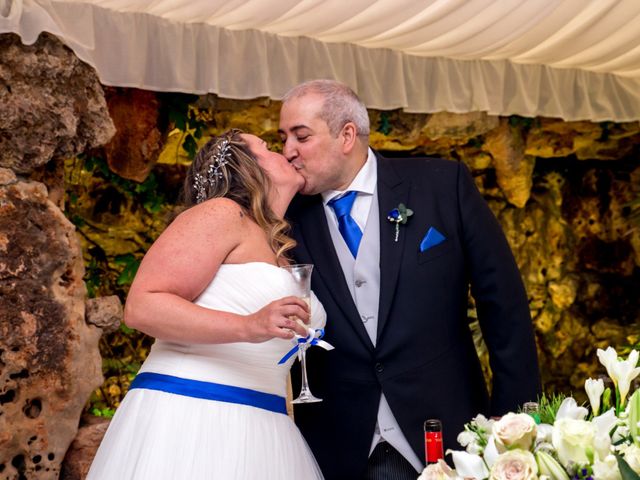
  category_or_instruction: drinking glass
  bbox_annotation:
[281,264,322,403]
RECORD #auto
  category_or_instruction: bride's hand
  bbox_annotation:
[245,296,310,342]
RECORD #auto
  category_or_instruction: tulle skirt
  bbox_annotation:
[86,387,323,479]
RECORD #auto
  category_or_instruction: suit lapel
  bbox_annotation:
[376,153,410,341]
[298,197,375,350]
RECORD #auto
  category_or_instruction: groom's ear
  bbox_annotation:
[340,122,358,154]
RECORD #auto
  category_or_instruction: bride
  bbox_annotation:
[87,129,325,479]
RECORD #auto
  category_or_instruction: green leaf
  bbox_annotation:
[508,115,534,130]
[143,198,163,214]
[585,447,594,465]
[183,134,198,160]
[616,453,640,480]
[114,254,140,286]
[84,155,98,172]
[603,387,612,412]
[630,389,640,446]
[124,362,141,374]
[70,214,86,227]
[377,111,392,135]
[536,392,569,425]
[119,324,136,335]
[168,109,186,131]
[598,121,613,142]
[90,406,116,418]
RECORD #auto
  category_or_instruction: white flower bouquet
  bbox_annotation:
[418,347,640,480]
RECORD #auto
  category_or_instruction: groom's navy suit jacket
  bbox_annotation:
[287,152,541,479]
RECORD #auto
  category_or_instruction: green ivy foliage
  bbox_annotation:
[377,111,392,135]
[63,92,208,415]
[82,154,168,215]
[64,150,178,414]
[159,92,207,160]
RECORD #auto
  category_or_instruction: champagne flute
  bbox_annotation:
[281,264,322,403]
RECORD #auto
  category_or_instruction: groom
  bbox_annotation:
[280,80,541,480]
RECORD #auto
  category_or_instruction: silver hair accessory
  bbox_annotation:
[194,138,232,204]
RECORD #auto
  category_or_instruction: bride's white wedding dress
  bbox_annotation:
[87,262,325,479]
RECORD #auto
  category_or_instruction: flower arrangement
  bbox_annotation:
[418,347,640,480]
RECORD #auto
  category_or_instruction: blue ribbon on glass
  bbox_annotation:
[129,371,287,414]
[277,328,334,365]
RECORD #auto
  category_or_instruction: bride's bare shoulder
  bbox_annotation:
[156,198,251,251]
[175,198,246,226]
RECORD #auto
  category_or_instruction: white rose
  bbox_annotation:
[620,444,640,474]
[551,418,596,466]
[418,460,460,480]
[493,413,537,452]
[593,431,612,461]
[592,454,622,480]
[489,450,538,480]
[418,463,448,480]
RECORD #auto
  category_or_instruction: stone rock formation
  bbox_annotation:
[103,88,163,182]
[0,171,103,479]
[60,415,110,480]
[85,296,123,335]
[0,32,117,479]
[422,111,499,143]
[482,119,535,208]
[0,33,115,175]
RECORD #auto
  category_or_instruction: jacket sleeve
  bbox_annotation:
[456,161,542,415]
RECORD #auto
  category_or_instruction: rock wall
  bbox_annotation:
[0,33,116,479]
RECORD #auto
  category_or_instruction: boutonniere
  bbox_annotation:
[387,203,413,242]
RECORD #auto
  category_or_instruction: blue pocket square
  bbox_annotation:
[420,227,446,252]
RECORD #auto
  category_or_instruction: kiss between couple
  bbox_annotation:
[87,80,541,480]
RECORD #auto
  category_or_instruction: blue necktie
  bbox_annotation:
[328,191,363,258]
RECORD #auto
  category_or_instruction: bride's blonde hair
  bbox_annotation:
[183,129,295,260]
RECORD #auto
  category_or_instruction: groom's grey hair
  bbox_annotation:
[282,80,370,138]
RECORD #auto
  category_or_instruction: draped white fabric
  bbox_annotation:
[2,0,640,121]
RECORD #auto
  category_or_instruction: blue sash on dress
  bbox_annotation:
[129,372,287,415]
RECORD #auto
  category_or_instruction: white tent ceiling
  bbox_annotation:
[2,0,640,121]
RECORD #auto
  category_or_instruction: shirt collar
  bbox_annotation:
[322,148,377,205]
